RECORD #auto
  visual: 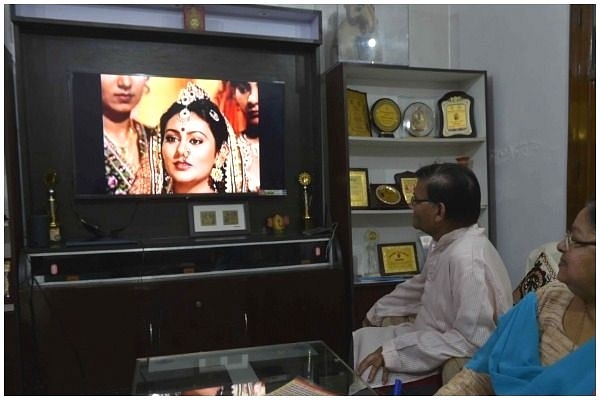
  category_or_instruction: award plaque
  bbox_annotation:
[349,168,370,209]
[377,242,419,276]
[369,183,402,209]
[394,171,417,208]
[402,102,434,137]
[346,89,371,137]
[370,98,401,137]
[438,91,476,138]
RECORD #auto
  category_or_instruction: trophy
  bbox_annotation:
[44,170,62,243]
[298,172,313,230]
[364,229,379,276]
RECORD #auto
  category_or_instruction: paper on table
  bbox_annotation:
[267,376,338,396]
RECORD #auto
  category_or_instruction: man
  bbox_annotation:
[354,163,512,394]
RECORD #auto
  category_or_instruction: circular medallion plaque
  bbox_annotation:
[375,184,401,205]
[370,98,402,133]
[403,102,434,137]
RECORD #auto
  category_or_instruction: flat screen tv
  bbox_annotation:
[71,72,285,198]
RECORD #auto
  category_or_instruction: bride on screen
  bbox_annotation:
[159,82,246,194]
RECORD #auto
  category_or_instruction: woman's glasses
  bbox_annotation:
[564,231,596,251]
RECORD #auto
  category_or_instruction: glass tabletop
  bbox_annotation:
[132,340,375,396]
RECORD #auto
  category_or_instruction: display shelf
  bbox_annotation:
[326,62,490,329]
[25,235,335,287]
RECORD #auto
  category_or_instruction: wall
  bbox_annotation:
[448,5,569,285]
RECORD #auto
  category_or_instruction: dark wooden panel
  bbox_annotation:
[20,283,141,395]
[246,268,349,360]
[351,282,398,331]
[567,5,595,225]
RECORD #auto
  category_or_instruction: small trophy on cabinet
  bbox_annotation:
[298,172,313,230]
[364,229,379,276]
[44,170,62,243]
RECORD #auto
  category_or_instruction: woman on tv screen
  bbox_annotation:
[159,82,244,194]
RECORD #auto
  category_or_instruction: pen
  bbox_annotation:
[393,378,402,395]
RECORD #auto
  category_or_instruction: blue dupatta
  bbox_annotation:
[467,291,595,395]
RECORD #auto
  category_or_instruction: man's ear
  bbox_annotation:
[434,202,446,223]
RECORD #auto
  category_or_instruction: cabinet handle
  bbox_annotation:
[149,322,154,347]
[244,312,248,334]
[194,300,203,309]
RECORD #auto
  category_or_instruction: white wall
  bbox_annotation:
[448,5,569,285]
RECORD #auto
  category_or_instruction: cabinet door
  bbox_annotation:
[149,277,249,356]
[245,268,349,360]
[21,284,140,395]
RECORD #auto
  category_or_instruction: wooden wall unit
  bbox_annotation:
[9,5,351,395]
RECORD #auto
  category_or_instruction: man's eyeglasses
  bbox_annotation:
[409,197,435,208]
[564,231,596,251]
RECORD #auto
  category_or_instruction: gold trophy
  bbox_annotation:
[298,172,313,229]
[44,170,62,243]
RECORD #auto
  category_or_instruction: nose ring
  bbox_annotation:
[183,146,190,159]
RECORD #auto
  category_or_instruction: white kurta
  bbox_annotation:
[353,225,512,387]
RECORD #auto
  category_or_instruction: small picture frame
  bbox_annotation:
[377,242,419,276]
[188,203,250,237]
[349,168,370,208]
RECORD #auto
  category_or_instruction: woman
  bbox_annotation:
[101,74,162,195]
[216,80,260,192]
[436,201,596,396]
[159,82,233,193]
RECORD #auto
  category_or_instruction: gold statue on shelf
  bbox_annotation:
[44,170,62,243]
[298,172,313,229]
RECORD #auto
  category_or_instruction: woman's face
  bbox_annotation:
[556,206,596,302]
[101,74,147,117]
[162,112,218,193]
[234,82,259,126]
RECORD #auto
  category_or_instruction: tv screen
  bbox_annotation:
[72,72,286,198]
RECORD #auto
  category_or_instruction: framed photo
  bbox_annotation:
[377,242,419,276]
[349,168,370,208]
[188,203,250,237]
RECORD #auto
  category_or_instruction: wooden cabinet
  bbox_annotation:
[19,237,348,395]
[325,62,490,328]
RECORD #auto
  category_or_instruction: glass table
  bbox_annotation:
[132,341,376,396]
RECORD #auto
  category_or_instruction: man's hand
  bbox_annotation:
[356,346,389,385]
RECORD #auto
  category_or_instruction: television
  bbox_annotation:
[71,72,286,198]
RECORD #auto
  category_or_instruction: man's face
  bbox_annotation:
[101,74,147,116]
[411,180,438,235]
